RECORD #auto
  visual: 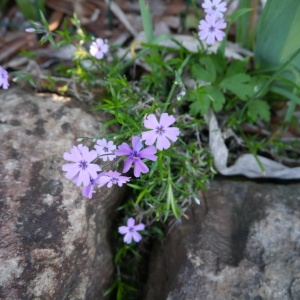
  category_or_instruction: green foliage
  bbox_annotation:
[187,85,225,115]
[191,57,216,82]
[247,100,270,122]
[220,73,255,100]
[255,0,300,70]
[15,0,45,20]
[236,0,252,48]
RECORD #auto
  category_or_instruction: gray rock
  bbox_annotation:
[0,88,123,299]
[144,179,300,300]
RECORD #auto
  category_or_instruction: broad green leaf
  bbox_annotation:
[226,58,249,77]
[247,100,270,122]
[191,57,216,82]
[220,73,255,100]
[210,52,227,75]
[204,86,225,112]
[255,0,300,71]
[187,89,210,116]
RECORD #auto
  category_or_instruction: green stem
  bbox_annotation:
[162,54,192,113]
[239,128,266,174]
[191,0,201,19]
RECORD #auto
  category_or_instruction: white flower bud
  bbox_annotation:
[25,28,35,33]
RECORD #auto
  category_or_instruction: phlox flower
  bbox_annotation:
[202,0,227,19]
[0,66,9,89]
[62,144,101,187]
[82,176,100,199]
[115,136,157,177]
[198,14,226,45]
[98,170,130,188]
[89,38,109,59]
[94,138,116,161]
[142,113,180,150]
[118,218,145,244]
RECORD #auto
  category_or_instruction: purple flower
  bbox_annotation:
[82,176,99,199]
[62,144,101,187]
[89,38,109,59]
[94,138,116,162]
[141,113,180,150]
[115,136,157,177]
[202,0,227,19]
[118,218,145,244]
[98,170,130,188]
[0,66,9,89]
[198,14,226,45]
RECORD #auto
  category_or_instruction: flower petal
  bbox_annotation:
[144,114,159,129]
[123,157,134,173]
[142,130,157,146]
[124,233,133,244]
[134,223,145,231]
[159,113,176,128]
[115,143,132,156]
[164,127,180,142]
[88,163,101,178]
[132,136,143,152]
[82,185,94,199]
[77,170,90,187]
[118,226,129,234]
[132,231,142,243]
[207,34,216,45]
[127,218,135,227]
[97,175,111,187]
[156,135,171,150]
[139,146,157,161]
[63,152,78,162]
[117,176,131,186]
[134,159,149,177]
[62,164,79,179]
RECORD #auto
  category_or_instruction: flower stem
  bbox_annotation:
[162,54,192,113]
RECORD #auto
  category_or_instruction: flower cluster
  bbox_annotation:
[62,113,179,197]
[62,113,179,243]
[198,0,227,45]
[0,66,9,89]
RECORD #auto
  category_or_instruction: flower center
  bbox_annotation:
[212,5,217,10]
[103,147,109,152]
[110,177,119,184]
[132,151,139,160]
[129,227,134,232]
[90,178,96,185]
[155,125,165,136]
[209,26,215,33]
[79,160,88,170]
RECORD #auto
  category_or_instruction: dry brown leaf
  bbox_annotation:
[48,11,64,31]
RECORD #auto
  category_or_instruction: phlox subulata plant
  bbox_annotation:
[15,0,300,296]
